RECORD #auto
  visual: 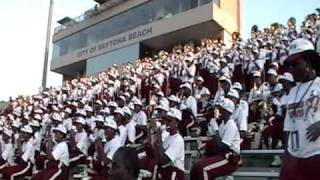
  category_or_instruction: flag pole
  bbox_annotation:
[42,0,54,90]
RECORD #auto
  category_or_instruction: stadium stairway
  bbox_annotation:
[184,136,283,180]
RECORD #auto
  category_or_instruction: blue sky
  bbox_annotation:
[0,0,318,101]
[242,0,319,37]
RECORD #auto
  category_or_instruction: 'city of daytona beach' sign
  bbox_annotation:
[76,26,153,58]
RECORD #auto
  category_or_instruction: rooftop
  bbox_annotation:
[55,0,128,34]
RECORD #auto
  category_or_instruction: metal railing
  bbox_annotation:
[54,0,127,34]
[54,7,93,33]
[53,0,220,34]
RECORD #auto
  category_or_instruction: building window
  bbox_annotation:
[53,0,213,59]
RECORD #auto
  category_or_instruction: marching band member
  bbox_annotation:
[11,120,21,146]
[107,101,118,116]
[248,71,270,103]
[227,89,248,139]
[191,98,240,180]
[262,84,284,150]
[32,124,69,180]
[84,105,95,131]
[126,113,137,145]
[138,103,170,176]
[113,108,128,146]
[154,103,170,141]
[155,91,169,107]
[280,38,320,179]
[210,75,232,107]
[1,9,320,180]
[232,82,250,149]
[62,107,73,131]
[153,108,185,180]
[0,128,14,171]
[181,53,196,83]
[3,125,35,180]
[34,112,62,172]
[117,96,127,109]
[30,119,42,158]
[91,119,122,179]
[152,65,166,89]
[69,117,88,167]
[179,83,197,136]
[109,147,140,180]
[194,76,211,112]
[167,95,181,109]
[89,115,106,144]
[131,100,147,143]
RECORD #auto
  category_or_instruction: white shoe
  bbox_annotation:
[224,176,234,180]
[270,155,282,167]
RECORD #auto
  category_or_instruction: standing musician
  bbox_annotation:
[280,38,320,180]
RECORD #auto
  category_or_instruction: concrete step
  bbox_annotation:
[232,167,279,180]
[234,167,279,176]
[185,167,279,180]
[185,149,284,156]
[240,149,284,155]
[185,149,284,169]
[185,150,202,170]
[240,149,284,167]
[184,136,212,151]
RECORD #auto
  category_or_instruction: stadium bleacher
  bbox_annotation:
[0,8,320,180]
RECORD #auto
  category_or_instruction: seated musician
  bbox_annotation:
[69,117,88,167]
[3,125,35,180]
[0,128,14,171]
[191,98,240,180]
[153,108,185,180]
[89,119,122,179]
[32,124,69,180]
